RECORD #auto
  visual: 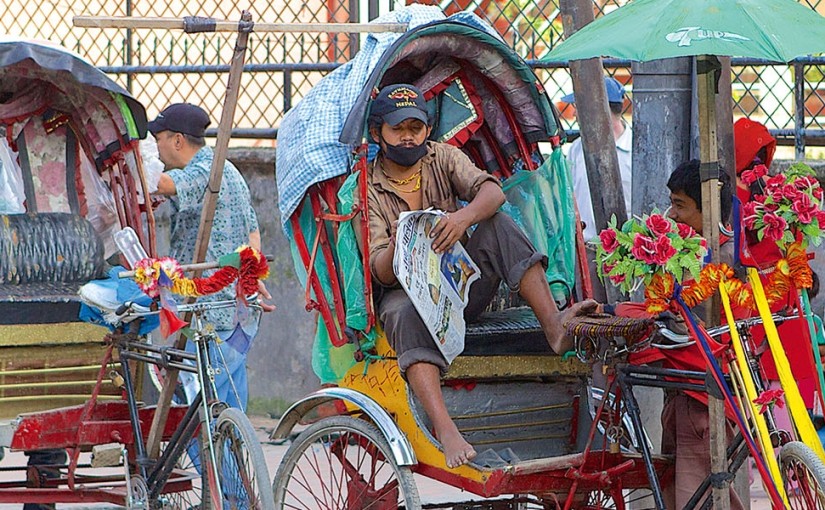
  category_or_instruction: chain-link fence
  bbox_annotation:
[3,0,825,152]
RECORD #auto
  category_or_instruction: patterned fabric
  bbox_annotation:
[367,142,498,279]
[275,5,498,225]
[167,146,258,330]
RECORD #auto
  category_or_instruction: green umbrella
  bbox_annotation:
[543,0,825,63]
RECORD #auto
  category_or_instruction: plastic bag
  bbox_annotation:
[0,138,24,214]
[501,148,577,302]
[139,133,164,194]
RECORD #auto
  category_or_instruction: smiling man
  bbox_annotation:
[365,83,596,468]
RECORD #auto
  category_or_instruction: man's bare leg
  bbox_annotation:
[406,362,476,468]
[518,263,597,353]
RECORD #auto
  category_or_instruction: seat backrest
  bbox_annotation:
[0,213,103,285]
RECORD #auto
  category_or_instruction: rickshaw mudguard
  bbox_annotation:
[270,386,417,466]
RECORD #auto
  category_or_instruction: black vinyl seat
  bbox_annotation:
[463,306,553,356]
[0,213,104,325]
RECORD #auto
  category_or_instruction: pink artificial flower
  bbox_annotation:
[742,201,760,229]
[631,234,657,265]
[677,222,697,239]
[609,273,627,285]
[765,174,786,190]
[599,228,619,254]
[782,184,802,202]
[645,214,672,237]
[813,186,824,201]
[753,388,785,415]
[762,213,787,242]
[794,175,818,190]
[602,262,616,274]
[741,164,768,186]
[792,194,816,224]
[652,236,677,265]
[815,209,825,226]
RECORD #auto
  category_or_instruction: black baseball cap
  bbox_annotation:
[147,103,211,138]
[370,84,429,126]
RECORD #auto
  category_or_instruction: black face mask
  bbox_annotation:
[382,139,428,167]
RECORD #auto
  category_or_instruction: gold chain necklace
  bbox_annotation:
[382,166,422,192]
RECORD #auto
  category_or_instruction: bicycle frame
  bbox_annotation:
[115,309,228,509]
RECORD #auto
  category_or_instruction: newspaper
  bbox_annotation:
[392,209,481,364]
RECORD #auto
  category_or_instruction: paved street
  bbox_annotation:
[0,416,773,509]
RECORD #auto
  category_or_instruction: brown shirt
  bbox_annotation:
[367,141,499,283]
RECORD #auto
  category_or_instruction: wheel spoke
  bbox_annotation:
[273,417,419,510]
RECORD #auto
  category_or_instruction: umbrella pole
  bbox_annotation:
[697,54,731,510]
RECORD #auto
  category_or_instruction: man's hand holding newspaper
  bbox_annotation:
[392,209,480,364]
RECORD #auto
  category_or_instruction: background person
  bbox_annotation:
[149,102,274,411]
[561,76,632,241]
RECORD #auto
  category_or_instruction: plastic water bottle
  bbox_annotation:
[114,227,148,269]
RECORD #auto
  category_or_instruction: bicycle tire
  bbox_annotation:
[213,407,275,510]
[273,415,421,510]
[779,440,825,509]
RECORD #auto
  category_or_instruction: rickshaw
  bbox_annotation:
[0,36,154,419]
[271,7,671,508]
[0,37,275,508]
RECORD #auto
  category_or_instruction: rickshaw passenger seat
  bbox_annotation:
[463,306,553,356]
[0,212,104,324]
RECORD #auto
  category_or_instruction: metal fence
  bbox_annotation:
[3,0,825,153]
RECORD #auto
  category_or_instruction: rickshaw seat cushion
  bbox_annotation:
[0,213,104,323]
[464,306,553,356]
[0,212,104,285]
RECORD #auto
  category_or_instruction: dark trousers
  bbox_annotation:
[378,213,546,376]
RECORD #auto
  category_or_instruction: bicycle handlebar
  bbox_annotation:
[652,312,798,348]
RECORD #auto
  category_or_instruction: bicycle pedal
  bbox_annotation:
[91,443,124,468]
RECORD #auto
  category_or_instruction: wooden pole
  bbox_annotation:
[697,54,730,510]
[73,16,406,33]
[559,0,626,304]
[143,11,254,459]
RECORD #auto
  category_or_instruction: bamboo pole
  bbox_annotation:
[142,10,254,460]
[73,16,406,33]
[697,54,730,510]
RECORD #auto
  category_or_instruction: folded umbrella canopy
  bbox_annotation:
[543,0,825,63]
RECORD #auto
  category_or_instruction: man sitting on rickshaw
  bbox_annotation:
[366,83,597,468]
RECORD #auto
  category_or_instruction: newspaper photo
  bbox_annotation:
[392,209,481,364]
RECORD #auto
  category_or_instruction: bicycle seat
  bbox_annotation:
[78,280,150,327]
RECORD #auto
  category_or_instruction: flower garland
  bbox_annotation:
[641,240,812,314]
[133,246,270,298]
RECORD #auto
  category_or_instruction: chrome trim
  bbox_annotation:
[271,387,417,466]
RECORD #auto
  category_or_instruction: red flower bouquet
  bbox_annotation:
[742,163,825,253]
[595,212,708,295]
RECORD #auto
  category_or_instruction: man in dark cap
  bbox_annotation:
[149,102,273,411]
[367,84,597,468]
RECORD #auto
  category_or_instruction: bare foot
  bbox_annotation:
[547,299,599,354]
[438,428,477,468]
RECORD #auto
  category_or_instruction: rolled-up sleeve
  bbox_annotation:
[440,144,499,202]
[367,185,392,283]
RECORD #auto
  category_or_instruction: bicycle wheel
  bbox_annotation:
[273,415,421,510]
[157,434,207,510]
[779,440,825,509]
[582,488,655,510]
[213,407,275,510]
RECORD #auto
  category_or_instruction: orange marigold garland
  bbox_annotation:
[133,246,269,298]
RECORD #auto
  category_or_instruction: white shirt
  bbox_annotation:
[567,123,632,241]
